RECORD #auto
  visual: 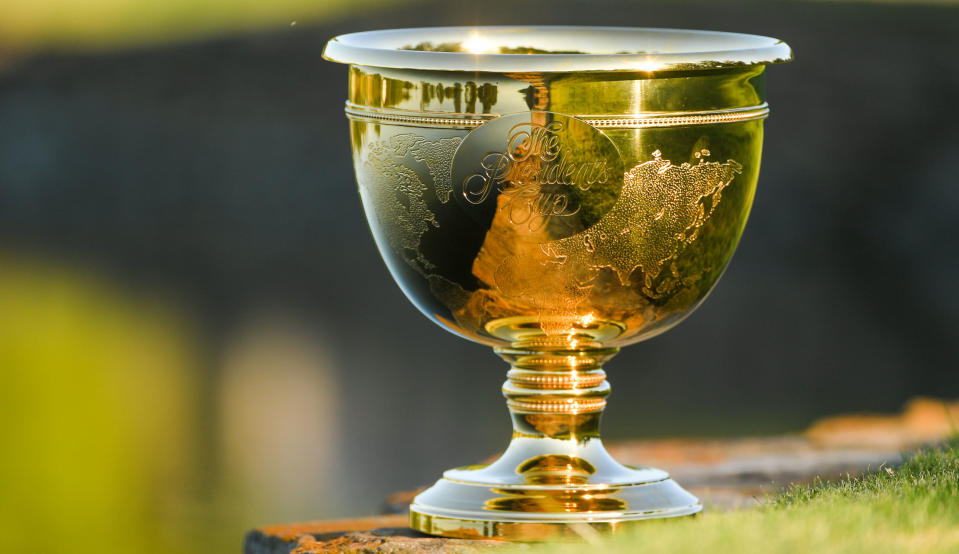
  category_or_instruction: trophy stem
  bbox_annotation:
[499,344,615,443]
[409,341,702,540]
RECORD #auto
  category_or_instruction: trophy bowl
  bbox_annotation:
[323,26,791,540]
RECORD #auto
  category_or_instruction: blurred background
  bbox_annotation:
[1,0,957,551]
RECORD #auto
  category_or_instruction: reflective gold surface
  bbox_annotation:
[325,26,791,72]
[324,26,790,540]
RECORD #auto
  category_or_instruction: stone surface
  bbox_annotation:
[243,516,514,554]
[245,398,959,553]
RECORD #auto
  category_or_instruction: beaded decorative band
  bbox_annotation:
[506,370,608,390]
[506,397,608,414]
[344,102,769,129]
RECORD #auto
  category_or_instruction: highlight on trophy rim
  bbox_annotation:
[324,26,791,540]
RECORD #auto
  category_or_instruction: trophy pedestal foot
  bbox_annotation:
[410,341,701,541]
[409,450,701,540]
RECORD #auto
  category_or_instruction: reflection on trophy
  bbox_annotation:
[324,27,791,540]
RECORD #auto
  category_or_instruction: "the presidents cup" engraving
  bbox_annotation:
[452,112,624,237]
[462,121,610,229]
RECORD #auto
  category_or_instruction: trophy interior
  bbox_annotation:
[325,26,790,540]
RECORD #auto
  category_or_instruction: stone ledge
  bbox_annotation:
[244,516,513,554]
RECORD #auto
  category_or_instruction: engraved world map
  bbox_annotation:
[356,130,742,337]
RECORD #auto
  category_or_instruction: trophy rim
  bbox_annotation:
[323,25,792,73]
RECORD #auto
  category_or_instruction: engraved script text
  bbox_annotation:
[462,121,610,230]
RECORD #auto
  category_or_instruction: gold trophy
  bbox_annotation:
[323,26,791,540]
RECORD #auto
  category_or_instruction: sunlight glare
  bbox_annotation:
[463,31,495,54]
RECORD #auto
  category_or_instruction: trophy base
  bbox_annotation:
[410,334,700,541]
[409,437,701,541]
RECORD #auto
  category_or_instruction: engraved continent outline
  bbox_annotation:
[357,133,462,276]
[492,148,742,324]
[546,149,742,295]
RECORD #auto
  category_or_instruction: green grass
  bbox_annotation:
[525,438,959,553]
